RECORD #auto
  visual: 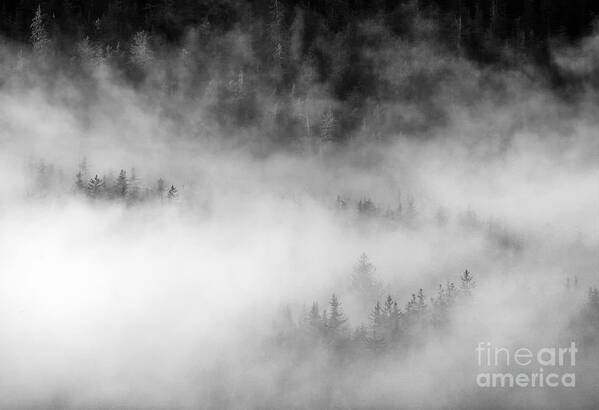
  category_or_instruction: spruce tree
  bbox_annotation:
[328,294,346,331]
[115,169,127,198]
[87,175,104,198]
[367,301,387,353]
[416,289,427,312]
[167,184,178,200]
[319,107,335,144]
[127,167,139,202]
[351,253,382,303]
[30,5,49,56]
[460,269,475,295]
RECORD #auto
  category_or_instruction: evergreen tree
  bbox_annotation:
[351,253,382,303]
[460,269,475,295]
[416,288,427,312]
[327,294,347,332]
[30,5,49,56]
[130,30,153,67]
[319,107,335,144]
[127,167,139,202]
[269,0,285,68]
[87,174,104,198]
[167,184,178,200]
[352,323,368,346]
[367,301,387,353]
[115,169,127,198]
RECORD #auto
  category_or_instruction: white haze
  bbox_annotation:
[0,26,598,409]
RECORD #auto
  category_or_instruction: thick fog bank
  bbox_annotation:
[0,18,599,410]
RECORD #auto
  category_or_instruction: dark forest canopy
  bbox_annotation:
[1,1,597,148]
[1,0,597,65]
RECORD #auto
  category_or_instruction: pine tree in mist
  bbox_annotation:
[167,184,178,200]
[326,294,347,341]
[30,5,50,56]
[383,295,401,342]
[403,292,419,330]
[327,294,346,328]
[86,174,104,198]
[383,295,394,319]
[351,253,383,304]
[76,36,105,67]
[115,169,127,198]
[126,168,139,202]
[319,107,336,144]
[130,30,153,67]
[269,0,285,70]
[367,301,387,353]
[416,288,427,313]
[460,269,475,295]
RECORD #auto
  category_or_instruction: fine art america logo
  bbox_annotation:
[475,342,577,388]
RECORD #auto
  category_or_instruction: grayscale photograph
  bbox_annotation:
[0,0,598,409]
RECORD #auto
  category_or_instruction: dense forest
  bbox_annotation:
[2,0,597,58]
[1,1,598,150]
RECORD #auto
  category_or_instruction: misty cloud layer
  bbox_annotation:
[0,5,599,409]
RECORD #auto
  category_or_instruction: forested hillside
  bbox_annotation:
[1,1,598,149]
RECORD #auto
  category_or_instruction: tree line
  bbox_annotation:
[273,253,599,358]
[3,1,596,150]
[272,254,477,356]
[2,0,596,60]
[28,158,180,203]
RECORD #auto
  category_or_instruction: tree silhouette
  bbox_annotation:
[30,5,49,56]
[327,294,347,332]
[115,169,128,198]
[460,269,475,295]
[87,174,104,198]
[167,184,178,200]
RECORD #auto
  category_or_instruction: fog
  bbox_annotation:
[1,14,599,410]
